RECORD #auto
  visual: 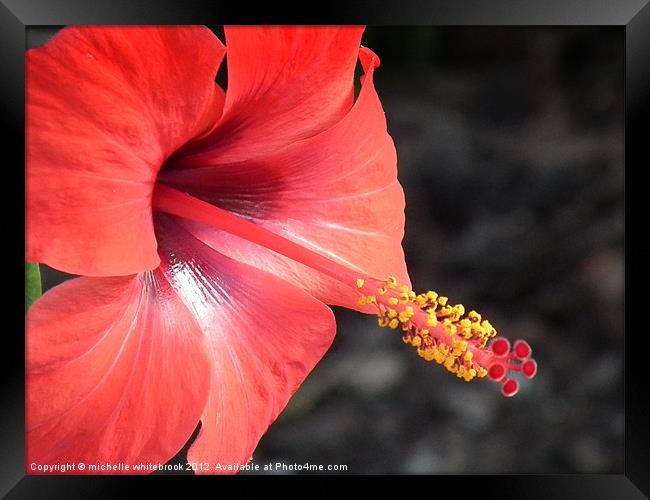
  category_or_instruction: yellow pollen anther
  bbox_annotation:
[362,276,501,385]
[468,310,481,323]
[398,307,414,323]
[438,305,452,316]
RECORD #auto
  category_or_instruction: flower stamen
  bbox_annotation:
[152,185,537,397]
[357,276,538,396]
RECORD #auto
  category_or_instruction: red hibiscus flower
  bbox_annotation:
[26,25,536,474]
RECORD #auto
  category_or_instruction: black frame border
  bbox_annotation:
[2,1,645,497]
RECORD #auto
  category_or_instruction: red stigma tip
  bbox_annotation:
[513,340,532,359]
[522,359,538,378]
[491,338,510,357]
[501,378,519,397]
[488,363,506,381]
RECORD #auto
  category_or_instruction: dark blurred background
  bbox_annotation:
[31,26,624,474]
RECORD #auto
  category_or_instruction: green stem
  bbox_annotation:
[25,262,42,311]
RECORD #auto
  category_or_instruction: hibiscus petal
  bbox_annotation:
[27,26,225,276]
[26,273,210,471]
[161,47,409,311]
[170,26,364,165]
[155,215,336,473]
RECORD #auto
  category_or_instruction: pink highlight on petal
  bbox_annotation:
[26,273,211,470]
[153,215,336,472]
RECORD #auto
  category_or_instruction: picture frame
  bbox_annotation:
[3,1,643,497]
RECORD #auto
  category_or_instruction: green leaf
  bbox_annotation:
[25,262,42,311]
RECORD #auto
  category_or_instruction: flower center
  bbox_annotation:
[152,184,537,397]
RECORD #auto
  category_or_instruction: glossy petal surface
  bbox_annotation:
[26,273,211,470]
[27,26,225,276]
[162,47,409,310]
[172,26,364,165]
[156,216,336,472]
